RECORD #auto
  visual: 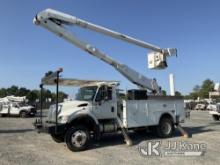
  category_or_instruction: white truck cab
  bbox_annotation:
[209,103,220,121]
[50,82,118,124]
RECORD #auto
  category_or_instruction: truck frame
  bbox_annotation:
[33,9,185,152]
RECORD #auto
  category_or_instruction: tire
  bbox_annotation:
[212,115,219,121]
[51,134,64,143]
[156,117,174,138]
[0,114,7,117]
[20,111,27,118]
[65,125,90,152]
[134,129,147,135]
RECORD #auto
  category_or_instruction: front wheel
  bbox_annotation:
[65,125,90,152]
[0,114,5,117]
[212,115,219,121]
[20,111,27,118]
[156,117,174,138]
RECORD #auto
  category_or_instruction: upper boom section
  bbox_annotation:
[33,9,177,93]
[34,9,176,57]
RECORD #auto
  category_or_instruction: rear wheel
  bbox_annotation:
[212,115,219,121]
[20,111,27,118]
[65,125,90,152]
[156,117,174,138]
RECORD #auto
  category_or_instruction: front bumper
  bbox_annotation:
[209,111,220,115]
[33,119,67,135]
[28,108,37,116]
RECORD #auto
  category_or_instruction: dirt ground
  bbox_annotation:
[0,111,220,165]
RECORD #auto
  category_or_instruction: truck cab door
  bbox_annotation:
[92,85,117,119]
[10,103,20,115]
[0,104,9,114]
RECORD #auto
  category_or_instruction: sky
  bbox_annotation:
[0,0,220,96]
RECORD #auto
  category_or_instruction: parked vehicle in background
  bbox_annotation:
[0,96,36,118]
[207,104,217,111]
[195,103,206,110]
[209,103,220,121]
[184,100,196,110]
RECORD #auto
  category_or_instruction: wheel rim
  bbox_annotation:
[161,122,171,135]
[71,130,87,147]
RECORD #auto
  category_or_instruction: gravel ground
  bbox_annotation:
[0,111,220,165]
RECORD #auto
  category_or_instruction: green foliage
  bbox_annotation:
[17,87,30,96]
[188,92,199,100]
[193,85,200,93]
[199,79,214,98]
[7,85,19,96]
[186,79,214,99]
[175,91,182,96]
[0,88,7,98]
[161,90,167,96]
[27,90,39,103]
[51,92,68,103]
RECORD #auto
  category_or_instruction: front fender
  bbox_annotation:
[66,109,100,139]
[67,109,99,125]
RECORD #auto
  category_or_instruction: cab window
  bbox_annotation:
[107,87,112,100]
[95,86,112,102]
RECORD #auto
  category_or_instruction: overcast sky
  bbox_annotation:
[0,0,219,96]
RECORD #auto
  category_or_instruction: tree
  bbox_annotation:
[17,87,30,96]
[44,89,52,102]
[188,92,199,100]
[175,91,182,96]
[193,85,200,93]
[198,79,214,99]
[51,92,68,103]
[0,88,7,97]
[58,92,68,102]
[7,85,19,96]
[161,90,167,96]
[27,90,39,103]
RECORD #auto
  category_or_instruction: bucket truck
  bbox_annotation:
[0,96,36,118]
[33,9,186,152]
[209,83,220,121]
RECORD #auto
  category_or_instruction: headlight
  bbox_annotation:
[58,115,69,123]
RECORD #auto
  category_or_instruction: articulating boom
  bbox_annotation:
[34,9,177,93]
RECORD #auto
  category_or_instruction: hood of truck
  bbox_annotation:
[47,100,91,122]
[61,100,90,107]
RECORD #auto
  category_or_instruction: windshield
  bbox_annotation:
[75,86,98,101]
